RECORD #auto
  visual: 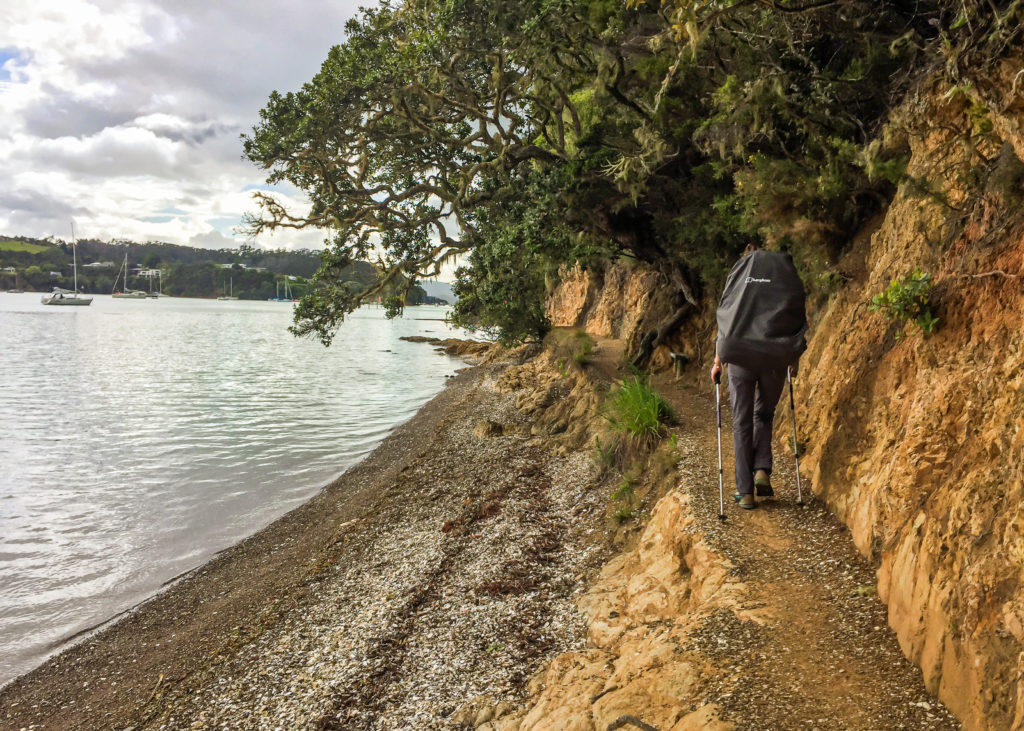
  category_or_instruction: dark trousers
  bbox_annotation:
[727,363,787,495]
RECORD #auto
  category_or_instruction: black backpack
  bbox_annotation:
[716,250,807,370]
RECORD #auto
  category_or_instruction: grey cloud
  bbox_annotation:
[6,0,364,244]
[77,1,362,122]
[21,85,137,139]
[187,229,240,249]
[134,117,237,146]
[0,189,80,218]
[19,134,180,178]
[0,190,83,237]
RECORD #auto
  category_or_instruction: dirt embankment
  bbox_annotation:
[792,72,1024,730]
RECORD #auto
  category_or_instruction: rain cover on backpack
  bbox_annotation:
[716,250,807,370]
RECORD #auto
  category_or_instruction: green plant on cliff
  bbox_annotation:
[594,435,616,468]
[606,375,674,445]
[611,466,641,523]
[869,268,939,339]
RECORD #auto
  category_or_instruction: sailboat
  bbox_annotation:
[42,227,93,306]
[217,276,238,300]
[112,247,147,299]
[268,279,296,301]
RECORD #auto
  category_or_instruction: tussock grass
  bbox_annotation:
[606,375,674,445]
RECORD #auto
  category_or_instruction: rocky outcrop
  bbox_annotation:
[545,262,718,372]
[479,491,739,731]
[796,73,1024,730]
[532,67,1024,730]
[546,263,663,351]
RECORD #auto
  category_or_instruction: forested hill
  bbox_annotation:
[0,236,390,300]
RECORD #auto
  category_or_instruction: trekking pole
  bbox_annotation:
[787,366,804,506]
[714,372,726,521]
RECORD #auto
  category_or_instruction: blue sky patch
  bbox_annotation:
[208,216,243,231]
[0,47,23,82]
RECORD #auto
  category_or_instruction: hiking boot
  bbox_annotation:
[754,470,774,497]
[737,494,756,510]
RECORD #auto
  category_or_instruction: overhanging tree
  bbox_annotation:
[245,0,984,363]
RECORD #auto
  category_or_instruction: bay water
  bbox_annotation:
[0,293,467,687]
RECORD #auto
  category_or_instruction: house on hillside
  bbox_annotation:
[2,266,15,273]
[218,263,267,272]
[49,271,61,277]
[83,261,116,269]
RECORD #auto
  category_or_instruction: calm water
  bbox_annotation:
[0,293,466,687]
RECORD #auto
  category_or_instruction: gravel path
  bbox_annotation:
[663,377,962,731]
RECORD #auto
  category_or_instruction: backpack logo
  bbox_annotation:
[745,277,771,284]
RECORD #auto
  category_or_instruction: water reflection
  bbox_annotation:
[0,294,465,686]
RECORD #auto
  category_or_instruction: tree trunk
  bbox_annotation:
[629,302,693,370]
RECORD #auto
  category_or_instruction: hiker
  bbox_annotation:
[710,244,807,510]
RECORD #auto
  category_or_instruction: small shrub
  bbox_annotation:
[594,435,616,467]
[613,506,638,523]
[573,331,595,365]
[869,268,938,339]
[816,270,848,296]
[611,474,637,501]
[606,375,675,444]
[609,463,642,522]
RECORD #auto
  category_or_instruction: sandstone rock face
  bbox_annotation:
[796,75,1024,730]
[545,263,663,347]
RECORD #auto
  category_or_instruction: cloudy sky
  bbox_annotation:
[0,1,363,250]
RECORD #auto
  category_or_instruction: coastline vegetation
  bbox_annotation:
[0,235,446,303]
[606,375,674,446]
[241,0,1018,353]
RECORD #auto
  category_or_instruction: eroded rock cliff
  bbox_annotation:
[538,67,1023,731]
[796,74,1024,730]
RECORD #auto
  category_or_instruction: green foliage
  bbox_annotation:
[240,0,982,347]
[611,473,637,501]
[613,505,639,523]
[450,244,551,346]
[610,464,642,523]
[869,268,939,339]
[0,235,366,299]
[594,435,616,468]
[606,375,674,444]
[449,170,588,345]
[572,331,594,365]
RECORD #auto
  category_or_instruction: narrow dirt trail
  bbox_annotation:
[657,373,960,730]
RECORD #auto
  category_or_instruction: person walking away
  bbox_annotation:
[710,245,808,510]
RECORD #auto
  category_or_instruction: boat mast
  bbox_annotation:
[71,223,78,294]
